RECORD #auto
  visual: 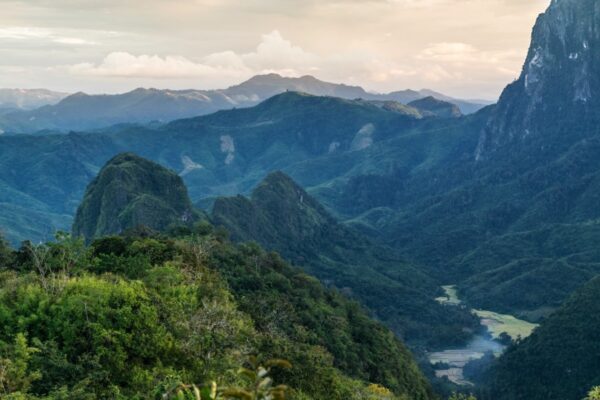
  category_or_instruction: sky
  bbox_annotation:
[0,0,550,100]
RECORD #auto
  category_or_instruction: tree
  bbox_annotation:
[0,234,13,269]
[0,333,41,397]
[164,357,291,400]
[585,387,600,400]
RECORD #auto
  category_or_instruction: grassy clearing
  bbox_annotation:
[435,285,462,306]
[474,310,538,340]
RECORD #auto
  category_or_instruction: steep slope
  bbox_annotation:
[211,172,479,347]
[487,276,600,400]
[477,0,600,159]
[72,153,198,241]
[0,231,435,399]
[0,74,487,133]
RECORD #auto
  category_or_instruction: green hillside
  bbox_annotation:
[211,172,479,347]
[486,276,600,400]
[0,226,434,400]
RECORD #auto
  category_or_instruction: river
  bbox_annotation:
[428,285,538,386]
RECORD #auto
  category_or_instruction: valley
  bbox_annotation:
[429,286,537,386]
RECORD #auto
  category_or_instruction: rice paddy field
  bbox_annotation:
[430,285,539,385]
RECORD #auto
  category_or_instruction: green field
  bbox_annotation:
[435,285,462,305]
[474,310,538,340]
[435,285,538,340]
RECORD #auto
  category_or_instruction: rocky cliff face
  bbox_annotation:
[477,0,600,159]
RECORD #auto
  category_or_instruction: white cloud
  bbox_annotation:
[70,52,226,78]
[0,27,53,40]
[0,26,97,46]
[69,30,317,79]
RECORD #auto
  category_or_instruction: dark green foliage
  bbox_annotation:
[205,240,433,399]
[0,230,434,400]
[486,276,600,400]
[72,153,200,241]
[0,233,13,269]
[212,172,478,347]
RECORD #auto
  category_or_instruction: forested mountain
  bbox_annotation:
[211,172,478,347]
[0,74,485,134]
[309,0,600,322]
[485,276,600,400]
[0,92,432,244]
[0,150,437,399]
[72,153,200,241]
[0,229,434,399]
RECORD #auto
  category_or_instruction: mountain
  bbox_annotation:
[0,88,237,133]
[387,89,487,115]
[477,0,600,159]
[1,91,422,244]
[223,73,368,101]
[309,0,600,322]
[72,153,198,241]
[211,172,479,346]
[0,74,488,133]
[486,276,600,400]
[0,88,68,110]
[408,96,463,119]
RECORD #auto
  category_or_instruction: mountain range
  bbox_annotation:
[0,88,68,112]
[2,0,600,398]
[0,74,487,134]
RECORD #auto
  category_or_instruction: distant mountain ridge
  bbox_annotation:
[0,74,487,133]
[0,88,68,111]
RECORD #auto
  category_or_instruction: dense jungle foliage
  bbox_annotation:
[0,227,433,400]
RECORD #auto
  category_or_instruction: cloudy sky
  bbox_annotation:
[0,0,550,100]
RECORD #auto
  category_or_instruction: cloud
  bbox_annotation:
[69,30,316,79]
[0,26,97,46]
[70,52,229,78]
[418,42,522,76]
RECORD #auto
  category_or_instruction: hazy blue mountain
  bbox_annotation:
[387,89,488,115]
[223,73,368,101]
[0,92,425,244]
[0,88,68,110]
[0,74,487,133]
